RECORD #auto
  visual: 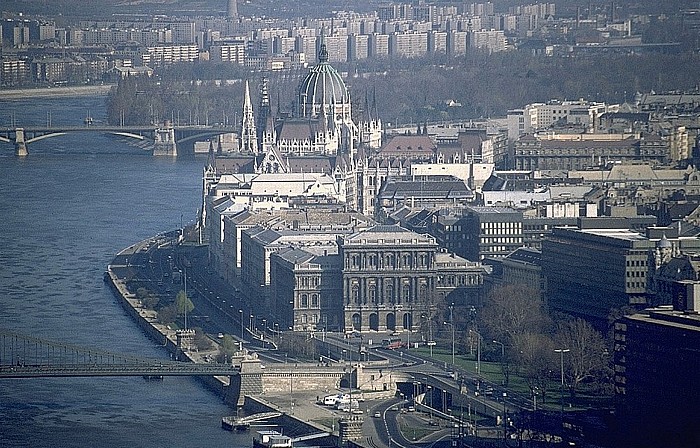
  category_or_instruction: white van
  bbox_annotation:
[323,394,349,406]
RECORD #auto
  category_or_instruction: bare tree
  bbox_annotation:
[481,284,549,345]
[555,318,609,397]
[514,332,556,406]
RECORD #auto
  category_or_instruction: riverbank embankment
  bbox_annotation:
[105,235,345,446]
[0,84,114,99]
[105,235,231,399]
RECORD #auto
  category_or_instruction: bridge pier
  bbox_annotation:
[15,128,27,157]
[153,126,177,157]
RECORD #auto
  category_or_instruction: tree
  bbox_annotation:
[278,332,317,361]
[157,304,177,325]
[175,290,194,319]
[192,328,213,351]
[218,334,238,364]
[555,318,609,397]
[514,332,556,406]
[136,287,149,300]
[481,284,549,346]
[142,294,160,310]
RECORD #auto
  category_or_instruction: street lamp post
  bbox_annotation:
[502,392,507,443]
[493,340,505,385]
[444,320,455,367]
[289,358,294,414]
[427,385,433,423]
[262,319,267,344]
[470,330,482,375]
[449,304,455,366]
[239,309,244,341]
[554,348,570,420]
[429,316,433,357]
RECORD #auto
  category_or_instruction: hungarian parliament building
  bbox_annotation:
[201,41,487,333]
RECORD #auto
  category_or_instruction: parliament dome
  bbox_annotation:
[296,43,350,119]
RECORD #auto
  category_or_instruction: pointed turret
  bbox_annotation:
[240,79,258,153]
[372,86,379,121]
[256,76,271,151]
[357,85,382,150]
[206,140,216,170]
[318,26,328,63]
[363,89,372,122]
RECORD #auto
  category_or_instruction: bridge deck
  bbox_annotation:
[0,363,239,378]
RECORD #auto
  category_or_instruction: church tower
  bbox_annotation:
[227,0,238,19]
[357,88,383,150]
[256,76,274,152]
[240,79,258,153]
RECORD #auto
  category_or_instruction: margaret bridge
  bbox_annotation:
[0,124,237,157]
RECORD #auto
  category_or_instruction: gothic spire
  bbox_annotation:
[363,89,371,122]
[256,76,271,149]
[240,79,258,153]
[206,139,216,169]
[318,26,328,63]
[372,86,379,120]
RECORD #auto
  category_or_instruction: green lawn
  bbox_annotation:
[398,420,439,441]
[408,346,613,412]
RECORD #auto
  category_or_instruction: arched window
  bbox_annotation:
[402,281,411,302]
[352,313,361,331]
[369,286,377,304]
[419,284,427,302]
[301,294,308,308]
[311,294,319,307]
[386,285,394,304]
[369,254,377,267]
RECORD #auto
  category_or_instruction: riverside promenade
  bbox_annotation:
[0,84,113,99]
[105,234,371,447]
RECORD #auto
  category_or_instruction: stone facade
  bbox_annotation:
[338,225,438,332]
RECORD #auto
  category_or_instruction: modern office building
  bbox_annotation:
[542,225,655,323]
[614,304,700,448]
[434,206,524,261]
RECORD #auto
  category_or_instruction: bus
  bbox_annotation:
[382,338,404,350]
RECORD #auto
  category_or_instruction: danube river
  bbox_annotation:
[0,94,250,447]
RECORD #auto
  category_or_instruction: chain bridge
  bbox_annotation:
[0,124,237,157]
[0,329,239,379]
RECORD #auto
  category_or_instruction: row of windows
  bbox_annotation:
[298,293,319,308]
[298,277,320,288]
[482,245,512,253]
[349,284,428,304]
[348,253,431,269]
[481,237,522,244]
[481,222,520,229]
[437,274,480,286]
[481,227,522,235]
[298,313,318,324]
[626,270,646,278]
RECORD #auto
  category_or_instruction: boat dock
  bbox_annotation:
[221,411,283,431]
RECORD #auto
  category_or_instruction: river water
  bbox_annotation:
[0,95,250,448]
